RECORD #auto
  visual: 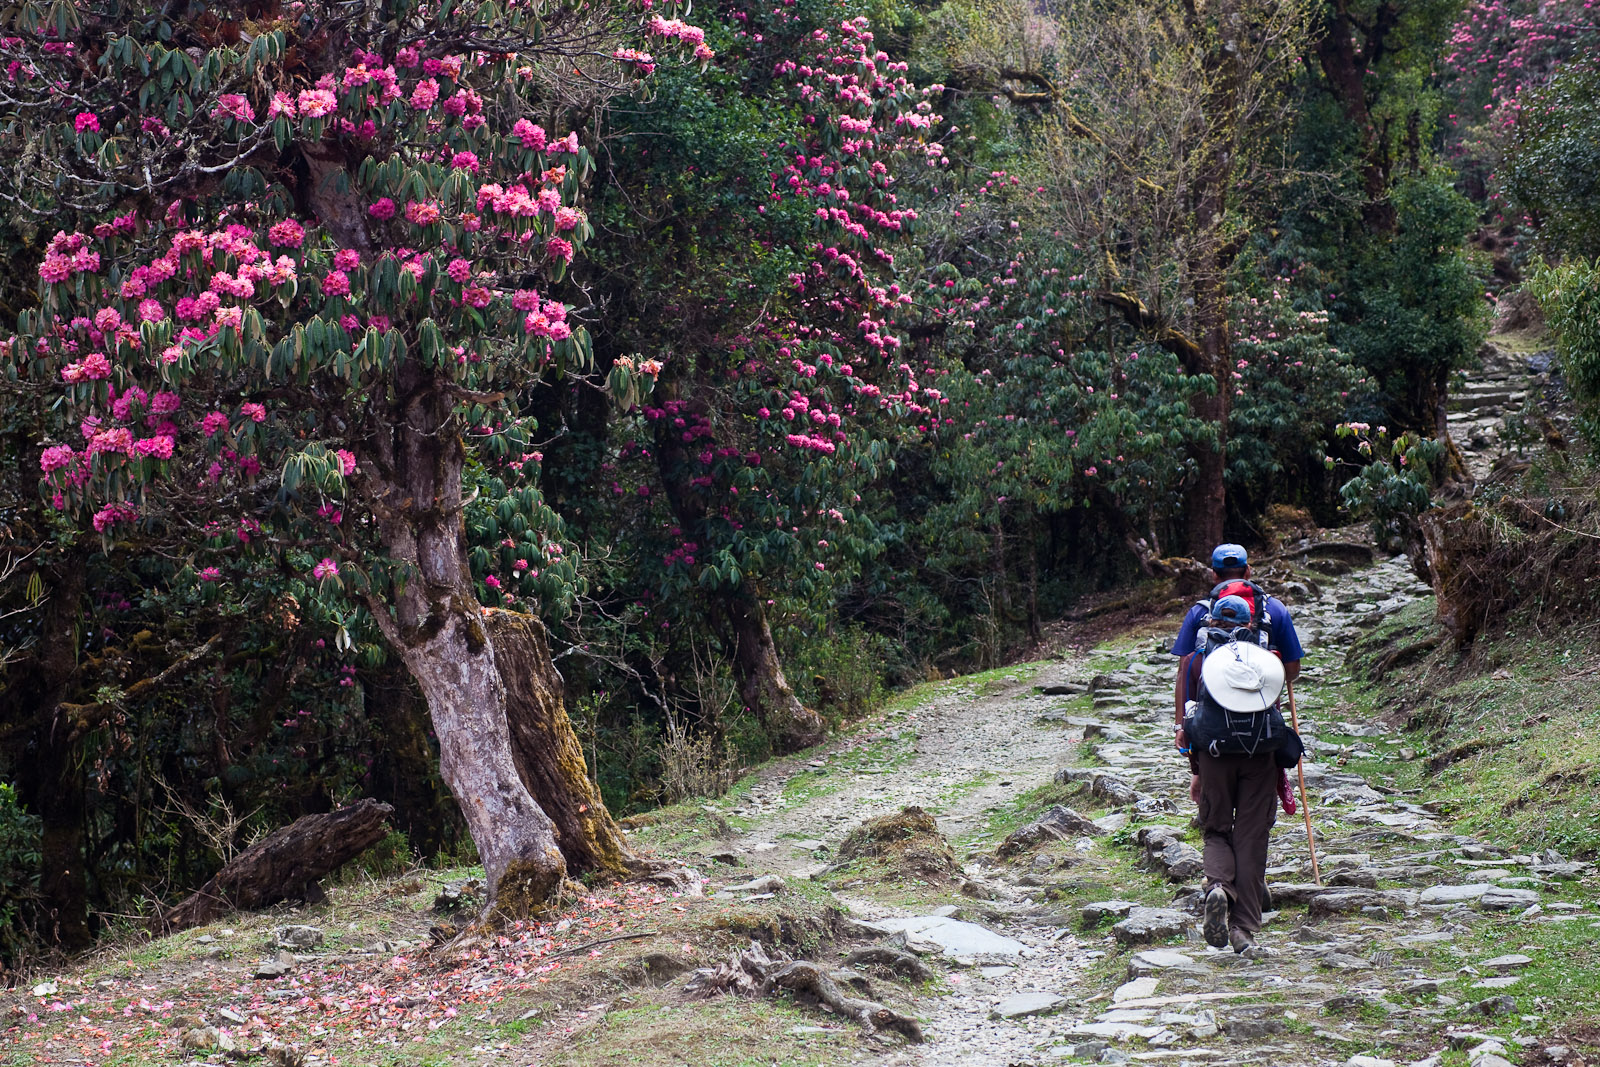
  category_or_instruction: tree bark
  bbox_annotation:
[8,551,92,950]
[485,610,630,877]
[1316,0,1400,234]
[157,799,394,932]
[365,366,567,914]
[725,589,825,754]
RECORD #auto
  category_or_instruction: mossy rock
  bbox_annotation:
[837,806,957,881]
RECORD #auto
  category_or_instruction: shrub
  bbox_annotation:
[0,783,41,967]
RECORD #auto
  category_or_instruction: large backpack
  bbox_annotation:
[1183,591,1290,759]
[1200,579,1275,650]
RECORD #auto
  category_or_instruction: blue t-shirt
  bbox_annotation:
[1169,596,1304,663]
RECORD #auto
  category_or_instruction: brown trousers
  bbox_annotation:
[1196,751,1278,935]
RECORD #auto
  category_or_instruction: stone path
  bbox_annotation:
[681,343,1594,1065]
[695,543,1594,1066]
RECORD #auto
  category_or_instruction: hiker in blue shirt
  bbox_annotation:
[1171,543,1304,953]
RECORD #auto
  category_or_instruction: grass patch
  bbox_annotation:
[544,990,867,1067]
[1342,609,1600,859]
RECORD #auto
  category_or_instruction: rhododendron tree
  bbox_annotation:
[3,0,708,911]
[567,3,949,752]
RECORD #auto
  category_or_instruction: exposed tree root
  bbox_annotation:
[842,945,933,983]
[686,941,924,1042]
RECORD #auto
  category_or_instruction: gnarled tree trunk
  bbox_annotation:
[365,367,566,914]
[486,611,629,877]
[8,551,92,950]
[724,589,825,754]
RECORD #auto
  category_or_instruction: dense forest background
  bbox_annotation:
[1,0,1597,966]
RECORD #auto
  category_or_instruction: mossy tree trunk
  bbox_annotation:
[485,611,629,877]
[10,552,92,949]
[724,588,825,754]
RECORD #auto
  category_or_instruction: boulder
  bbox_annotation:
[1111,907,1192,946]
[272,925,324,952]
[991,992,1068,1020]
[997,806,1104,857]
[1479,887,1539,911]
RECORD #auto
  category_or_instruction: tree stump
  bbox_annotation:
[156,799,394,932]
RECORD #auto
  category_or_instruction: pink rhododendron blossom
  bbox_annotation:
[404,201,441,225]
[240,402,267,423]
[546,237,574,263]
[409,78,439,110]
[268,219,306,248]
[368,197,396,219]
[40,444,76,472]
[201,412,229,436]
[322,270,351,296]
[335,449,357,476]
[92,502,136,532]
[296,89,337,118]
[266,91,296,119]
[133,435,174,459]
[212,94,255,122]
[447,257,473,282]
[312,558,339,580]
[199,567,223,581]
[73,112,99,133]
[333,249,360,271]
[512,119,547,150]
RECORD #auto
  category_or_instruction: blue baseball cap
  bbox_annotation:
[1212,594,1253,627]
[1210,543,1248,570]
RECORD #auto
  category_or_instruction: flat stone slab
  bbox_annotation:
[1308,889,1416,918]
[1070,1021,1163,1040]
[991,992,1068,1020]
[1113,977,1160,1003]
[1419,883,1492,904]
[1111,907,1192,946]
[1480,953,1533,970]
[874,916,1025,958]
[1480,887,1539,910]
[1128,949,1205,977]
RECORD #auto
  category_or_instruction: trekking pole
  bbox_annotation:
[1286,679,1322,886]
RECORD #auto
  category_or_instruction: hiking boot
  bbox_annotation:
[1202,885,1230,949]
[1229,927,1255,954]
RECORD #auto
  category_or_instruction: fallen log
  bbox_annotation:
[156,799,394,932]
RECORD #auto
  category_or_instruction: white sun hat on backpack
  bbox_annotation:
[1201,639,1286,712]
